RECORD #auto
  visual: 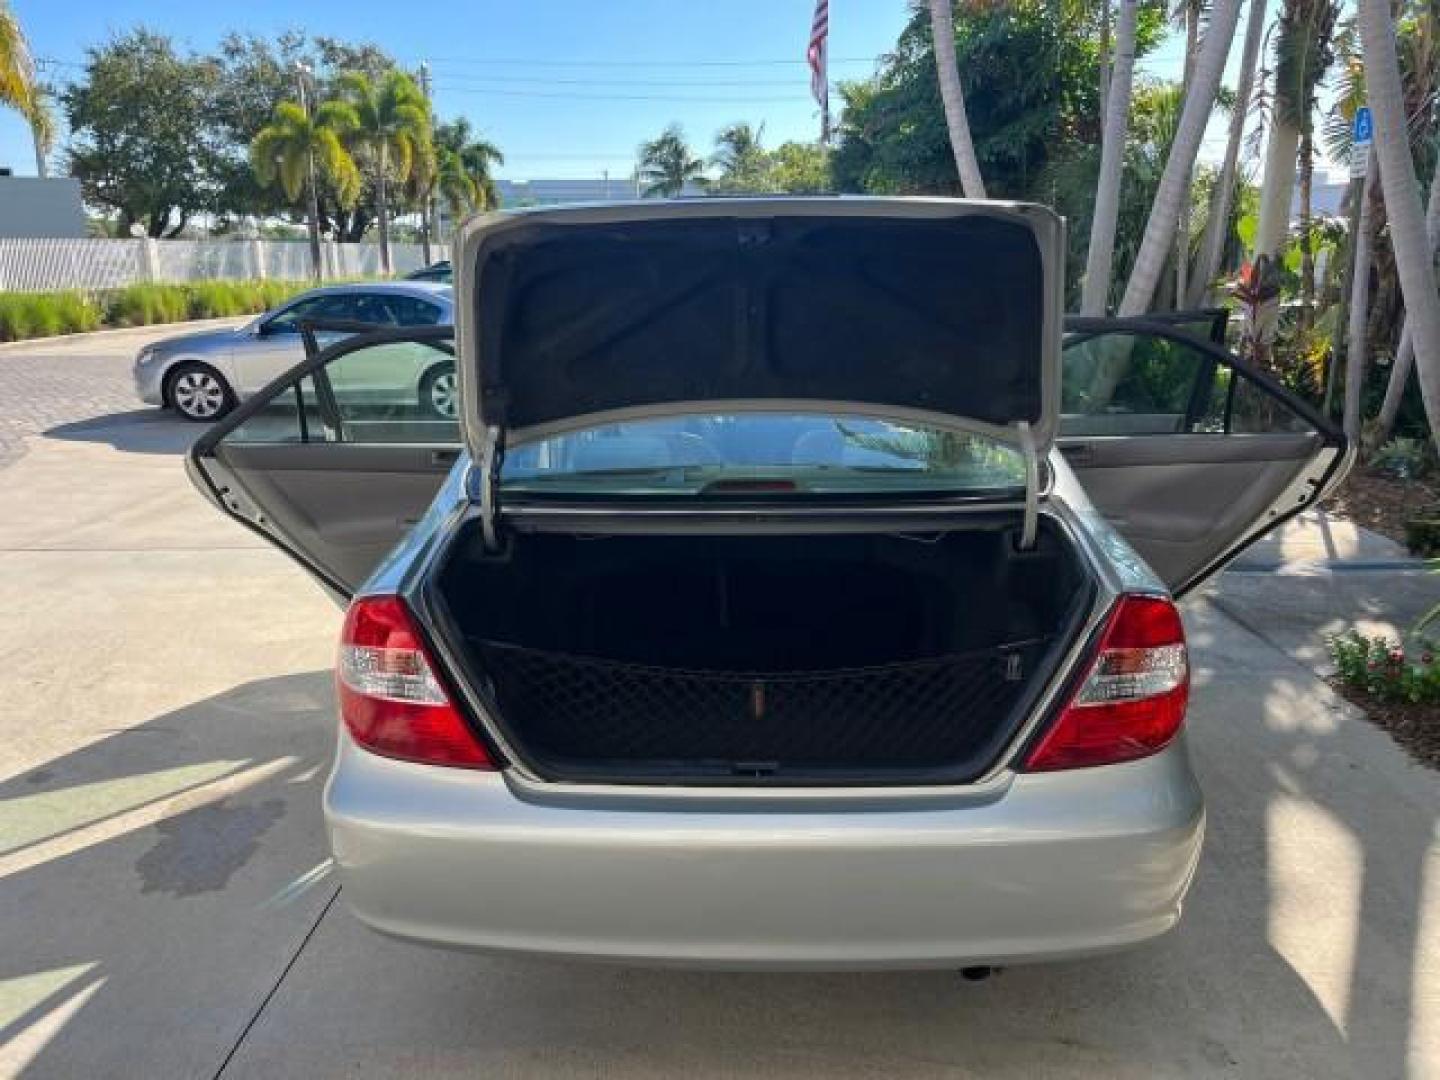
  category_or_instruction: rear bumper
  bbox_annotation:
[325,737,1205,970]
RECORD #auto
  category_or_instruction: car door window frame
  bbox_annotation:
[1060,315,1338,439]
[192,322,458,458]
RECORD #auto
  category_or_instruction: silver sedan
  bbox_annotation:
[189,199,1350,971]
[133,282,454,422]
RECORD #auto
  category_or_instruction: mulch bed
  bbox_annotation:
[1327,678,1440,769]
[1321,468,1440,549]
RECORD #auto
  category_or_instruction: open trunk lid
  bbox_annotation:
[453,199,1065,465]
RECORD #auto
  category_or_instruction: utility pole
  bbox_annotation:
[419,61,437,263]
[295,62,323,282]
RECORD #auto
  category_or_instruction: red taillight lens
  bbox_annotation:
[337,595,494,769]
[1023,595,1189,772]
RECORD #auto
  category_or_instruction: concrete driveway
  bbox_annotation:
[0,325,1437,1079]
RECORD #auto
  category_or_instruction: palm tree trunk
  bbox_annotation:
[1189,0,1267,308]
[927,0,987,198]
[1174,3,1201,308]
[1118,0,1243,316]
[1375,157,1440,442]
[1081,0,1140,315]
[31,126,47,177]
[1345,148,1379,442]
[1099,0,1112,129]
[1297,126,1316,333]
[1254,122,1301,259]
[376,143,392,276]
[1357,0,1440,453]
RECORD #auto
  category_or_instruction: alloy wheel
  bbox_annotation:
[173,369,227,420]
[427,369,459,420]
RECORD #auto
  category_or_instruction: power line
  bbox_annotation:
[433,73,823,88]
[432,84,833,103]
[424,54,881,69]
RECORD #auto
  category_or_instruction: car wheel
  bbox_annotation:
[168,363,235,423]
[420,363,459,420]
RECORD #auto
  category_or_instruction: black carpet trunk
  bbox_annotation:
[437,521,1089,783]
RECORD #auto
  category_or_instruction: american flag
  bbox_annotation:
[807,0,830,141]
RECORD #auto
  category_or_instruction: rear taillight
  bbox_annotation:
[1023,594,1188,772]
[337,595,494,769]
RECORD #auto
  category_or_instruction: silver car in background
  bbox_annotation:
[188,199,1348,970]
[133,281,453,422]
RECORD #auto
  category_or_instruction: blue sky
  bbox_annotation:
[0,0,1314,183]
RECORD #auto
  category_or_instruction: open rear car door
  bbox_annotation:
[186,322,460,600]
[1058,315,1350,595]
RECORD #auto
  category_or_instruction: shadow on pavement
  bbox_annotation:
[43,409,205,456]
[2,614,1433,1077]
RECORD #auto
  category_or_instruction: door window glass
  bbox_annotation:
[1061,331,1213,435]
[221,336,459,446]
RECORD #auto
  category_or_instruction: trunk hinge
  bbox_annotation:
[1016,420,1039,551]
[474,424,506,552]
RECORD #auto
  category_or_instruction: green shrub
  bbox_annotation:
[0,277,368,342]
[0,291,103,341]
[1328,630,1440,705]
[1371,436,1435,480]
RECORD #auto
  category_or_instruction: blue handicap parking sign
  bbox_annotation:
[1354,107,1374,145]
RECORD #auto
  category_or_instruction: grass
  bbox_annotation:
[0,279,361,343]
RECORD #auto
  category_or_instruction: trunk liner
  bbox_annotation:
[473,636,1052,772]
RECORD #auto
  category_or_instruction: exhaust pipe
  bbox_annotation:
[959,966,997,982]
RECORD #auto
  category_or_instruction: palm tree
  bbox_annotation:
[1357,0,1440,451]
[251,100,362,280]
[1,1,48,174]
[1344,147,1379,440]
[1189,0,1268,307]
[711,122,768,191]
[1080,0,1140,314]
[1171,0,1208,305]
[927,0,987,198]
[432,118,505,234]
[27,82,53,177]
[1253,0,1340,280]
[336,70,432,275]
[637,125,706,198]
[1118,0,1243,315]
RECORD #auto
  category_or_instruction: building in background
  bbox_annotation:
[495,177,706,206]
[0,176,87,238]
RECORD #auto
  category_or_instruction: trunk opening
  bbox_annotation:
[434,517,1091,784]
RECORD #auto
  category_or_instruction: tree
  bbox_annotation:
[767,142,831,193]
[927,0,986,197]
[1189,0,1267,307]
[27,82,54,177]
[431,118,504,233]
[1,2,53,177]
[1357,0,1440,451]
[1081,0,1140,314]
[63,31,223,237]
[1281,1,1341,332]
[637,124,706,197]
[710,122,769,192]
[1117,0,1242,314]
[250,99,361,276]
[336,69,431,274]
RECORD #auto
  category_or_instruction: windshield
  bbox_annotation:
[499,414,1025,496]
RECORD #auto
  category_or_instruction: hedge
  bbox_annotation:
[0,279,350,343]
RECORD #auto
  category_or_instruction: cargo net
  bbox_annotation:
[474,637,1052,771]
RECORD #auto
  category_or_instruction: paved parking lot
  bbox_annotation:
[0,325,1437,1078]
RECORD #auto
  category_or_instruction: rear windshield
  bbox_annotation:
[498,414,1024,496]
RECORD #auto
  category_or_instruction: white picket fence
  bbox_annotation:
[0,238,429,292]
